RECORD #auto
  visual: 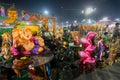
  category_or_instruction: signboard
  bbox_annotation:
[0,27,13,34]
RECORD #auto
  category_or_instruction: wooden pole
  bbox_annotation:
[52,17,56,36]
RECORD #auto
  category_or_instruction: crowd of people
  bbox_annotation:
[0,22,120,80]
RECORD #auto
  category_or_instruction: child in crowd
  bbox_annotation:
[97,37,105,61]
[102,32,110,44]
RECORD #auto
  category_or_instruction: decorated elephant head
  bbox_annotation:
[12,28,34,55]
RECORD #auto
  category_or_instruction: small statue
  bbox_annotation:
[0,43,14,67]
[0,7,5,17]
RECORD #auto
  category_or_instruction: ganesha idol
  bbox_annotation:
[12,27,45,56]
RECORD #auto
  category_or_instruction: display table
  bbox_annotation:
[0,53,54,80]
[32,54,54,66]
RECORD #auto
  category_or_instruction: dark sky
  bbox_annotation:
[0,0,120,24]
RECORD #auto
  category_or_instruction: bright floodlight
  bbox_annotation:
[44,10,49,15]
[85,7,94,15]
[74,20,77,24]
[88,19,92,24]
[81,10,84,14]
[82,19,86,22]
[66,21,69,24]
[102,17,109,21]
[66,21,69,27]
[115,18,120,21]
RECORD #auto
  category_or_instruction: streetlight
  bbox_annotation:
[74,20,77,24]
[115,18,120,22]
[44,10,49,15]
[81,10,84,14]
[66,21,69,24]
[85,7,96,15]
[81,7,96,15]
[85,8,93,15]
[66,21,69,27]
[81,7,96,24]
[88,19,92,24]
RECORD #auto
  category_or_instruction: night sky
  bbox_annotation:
[0,0,120,24]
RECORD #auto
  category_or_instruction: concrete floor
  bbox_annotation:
[75,62,120,80]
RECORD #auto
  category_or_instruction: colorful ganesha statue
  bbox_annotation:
[12,28,45,56]
[30,35,45,54]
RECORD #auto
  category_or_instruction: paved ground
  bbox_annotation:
[75,62,120,80]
